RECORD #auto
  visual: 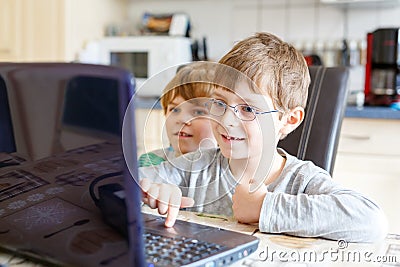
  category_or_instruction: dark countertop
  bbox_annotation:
[134,97,400,120]
[345,106,400,120]
[134,96,161,109]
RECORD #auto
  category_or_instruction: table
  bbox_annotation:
[1,206,400,266]
[0,141,399,267]
[145,208,400,267]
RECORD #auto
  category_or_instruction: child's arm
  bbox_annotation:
[258,173,388,242]
[140,178,194,227]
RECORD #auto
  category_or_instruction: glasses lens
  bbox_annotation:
[237,105,255,121]
[209,100,226,116]
[189,100,210,117]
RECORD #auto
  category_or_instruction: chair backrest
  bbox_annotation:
[278,66,350,175]
[0,62,134,160]
[0,75,16,152]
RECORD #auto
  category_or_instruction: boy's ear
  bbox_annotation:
[279,107,305,136]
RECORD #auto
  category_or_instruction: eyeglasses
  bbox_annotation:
[206,99,279,121]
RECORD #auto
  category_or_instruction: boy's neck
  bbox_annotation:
[229,150,286,186]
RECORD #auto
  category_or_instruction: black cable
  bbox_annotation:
[89,171,123,207]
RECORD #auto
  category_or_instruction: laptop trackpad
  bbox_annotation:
[143,213,212,236]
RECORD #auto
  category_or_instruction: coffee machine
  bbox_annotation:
[364,28,400,106]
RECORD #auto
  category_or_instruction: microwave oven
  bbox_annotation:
[78,36,192,96]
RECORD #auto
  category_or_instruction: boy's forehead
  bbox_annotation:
[213,84,273,106]
[170,95,209,106]
[169,94,185,104]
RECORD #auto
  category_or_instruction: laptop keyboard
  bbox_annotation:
[144,231,226,266]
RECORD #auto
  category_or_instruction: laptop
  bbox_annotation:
[0,63,259,267]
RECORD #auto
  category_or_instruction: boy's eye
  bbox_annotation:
[169,107,180,113]
[192,108,208,116]
[214,100,226,107]
[239,105,255,113]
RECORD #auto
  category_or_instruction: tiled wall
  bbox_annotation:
[128,0,399,59]
[128,0,400,95]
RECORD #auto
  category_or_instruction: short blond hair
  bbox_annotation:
[161,62,215,114]
[218,32,310,113]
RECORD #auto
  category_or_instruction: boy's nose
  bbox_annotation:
[176,111,193,125]
[220,106,240,127]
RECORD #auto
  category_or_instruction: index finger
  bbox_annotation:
[165,205,179,228]
[164,189,181,228]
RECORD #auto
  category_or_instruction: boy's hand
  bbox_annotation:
[232,183,268,224]
[140,178,194,227]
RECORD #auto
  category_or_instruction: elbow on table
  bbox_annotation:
[355,210,388,243]
[338,208,388,243]
[360,209,388,243]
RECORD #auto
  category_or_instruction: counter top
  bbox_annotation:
[345,106,400,120]
[133,97,400,120]
[134,96,161,109]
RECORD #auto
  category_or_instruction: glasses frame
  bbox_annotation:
[206,99,279,121]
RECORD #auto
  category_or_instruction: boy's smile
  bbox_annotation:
[220,133,245,142]
[176,130,192,138]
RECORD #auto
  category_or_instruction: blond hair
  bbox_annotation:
[160,62,215,114]
[218,32,310,113]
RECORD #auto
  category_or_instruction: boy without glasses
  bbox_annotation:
[138,62,216,167]
[139,32,387,242]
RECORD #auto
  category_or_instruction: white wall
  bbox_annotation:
[128,0,400,60]
[127,0,400,95]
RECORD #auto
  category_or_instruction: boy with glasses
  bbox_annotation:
[139,32,387,242]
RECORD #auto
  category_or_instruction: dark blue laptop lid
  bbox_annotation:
[0,63,145,266]
[121,78,146,267]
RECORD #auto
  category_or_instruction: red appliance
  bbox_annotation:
[364,28,400,106]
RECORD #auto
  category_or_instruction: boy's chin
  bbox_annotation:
[220,148,250,161]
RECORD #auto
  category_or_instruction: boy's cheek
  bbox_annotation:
[211,122,220,136]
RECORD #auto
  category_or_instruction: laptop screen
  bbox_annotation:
[0,63,144,266]
[62,76,121,136]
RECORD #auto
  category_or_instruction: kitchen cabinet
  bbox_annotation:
[0,0,127,62]
[0,0,18,61]
[320,0,400,8]
[19,0,65,61]
[333,117,400,182]
[333,117,400,234]
[135,109,168,157]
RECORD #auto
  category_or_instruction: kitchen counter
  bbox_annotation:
[133,97,400,120]
[345,106,400,120]
[134,96,162,109]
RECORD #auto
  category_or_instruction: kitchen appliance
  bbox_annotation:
[364,28,400,106]
[78,36,192,97]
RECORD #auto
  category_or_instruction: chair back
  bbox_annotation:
[278,66,349,175]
